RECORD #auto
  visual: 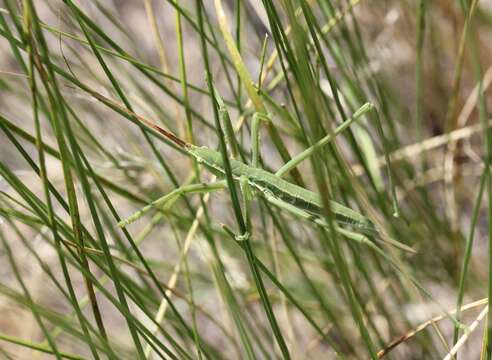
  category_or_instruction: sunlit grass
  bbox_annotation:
[0,0,491,359]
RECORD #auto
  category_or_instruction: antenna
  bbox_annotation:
[90,88,189,149]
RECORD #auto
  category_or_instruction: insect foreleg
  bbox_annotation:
[118,180,227,227]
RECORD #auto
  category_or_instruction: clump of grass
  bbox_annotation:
[0,0,491,359]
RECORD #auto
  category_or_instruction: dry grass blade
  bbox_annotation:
[377,298,488,358]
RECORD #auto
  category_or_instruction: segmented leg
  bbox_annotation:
[251,112,271,168]
[119,180,227,227]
